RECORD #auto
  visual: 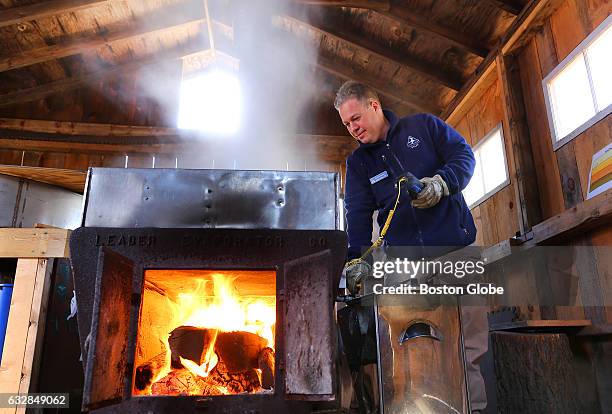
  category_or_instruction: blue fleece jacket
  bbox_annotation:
[344,111,477,260]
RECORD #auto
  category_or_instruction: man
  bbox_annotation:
[335,81,486,413]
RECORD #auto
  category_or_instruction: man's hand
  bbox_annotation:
[342,259,373,295]
[411,174,449,209]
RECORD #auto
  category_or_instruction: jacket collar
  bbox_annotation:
[358,109,399,149]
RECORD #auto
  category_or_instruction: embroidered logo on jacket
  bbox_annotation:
[406,136,420,149]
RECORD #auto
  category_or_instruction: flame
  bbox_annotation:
[180,274,276,348]
[135,272,275,394]
[180,352,219,378]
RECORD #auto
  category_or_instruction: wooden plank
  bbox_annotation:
[0,165,86,193]
[0,228,71,258]
[0,118,177,137]
[496,53,542,234]
[490,319,591,331]
[501,0,566,55]
[518,36,565,217]
[483,0,522,15]
[17,259,54,399]
[0,259,51,398]
[294,0,390,11]
[0,133,356,165]
[0,14,206,73]
[549,0,590,60]
[0,46,191,106]
[378,7,490,58]
[444,59,498,126]
[533,190,612,245]
[443,0,566,123]
[286,14,463,90]
[556,141,584,209]
[574,240,607,324]
[0,0,110,29]
[315,54,439,114]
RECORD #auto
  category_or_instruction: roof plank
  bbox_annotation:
[284,14,462,91]
[0,0,111,29]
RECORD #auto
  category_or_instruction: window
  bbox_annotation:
[543,14,612,150]
[463,124,510,208]
[177,69,242,135]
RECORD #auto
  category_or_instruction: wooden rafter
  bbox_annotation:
[442,0,566,121]
[0,118,177,136]
[0,14,211,73]
[0,134,356,164]
[294,0,390,11]
[284,14,462,91]
[377,7,490,58]
[315,53,439,114]
[0,40,208,106]
[296,1,490,57]
[483,0,522,15]
[0,0,111,29]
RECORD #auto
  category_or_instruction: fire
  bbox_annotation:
[133,270,276,396]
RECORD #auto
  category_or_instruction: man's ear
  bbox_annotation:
[370,99,381,112]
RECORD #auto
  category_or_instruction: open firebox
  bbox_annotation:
[69,169,347,413]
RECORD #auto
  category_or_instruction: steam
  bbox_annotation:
[120,0,333,171]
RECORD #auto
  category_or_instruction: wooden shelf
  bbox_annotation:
[533,190,612,245]
[0,164,86,193]
[490,319,592,332]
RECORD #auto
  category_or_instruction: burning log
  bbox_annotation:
[151,369,226,396]
[215,331,268,372]
[206,359,261,393]
[168,326,218,368]
[134,352,167,392]
[258,347,275,389]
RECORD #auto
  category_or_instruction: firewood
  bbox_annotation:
[168,326,218,368]
[214,331,267,372]
[204,359,261,393]
[258,347,275,389]
[134,352,167,392]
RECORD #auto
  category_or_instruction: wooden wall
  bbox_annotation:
[452,77,521,246]
[450,0,611,248]
[517,0,611,218]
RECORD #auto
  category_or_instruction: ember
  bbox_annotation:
[132,270,276,396]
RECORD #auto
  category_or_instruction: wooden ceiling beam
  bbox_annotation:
[283,14,462,91]
[483,0,522,15]
[293,0,390,12]
[0,0,111,29]
[0,118,177,137]
[0,134,354,164]
[315,53,440,114]
[377,7,490,58]
[0,13,211,73]
[0,40,207,106]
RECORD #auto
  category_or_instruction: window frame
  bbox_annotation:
[464,123,511,209]
[542,13,612,151]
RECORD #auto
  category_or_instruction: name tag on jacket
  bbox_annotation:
[369,170,389,184]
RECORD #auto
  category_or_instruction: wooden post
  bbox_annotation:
[496,53,543,234]
[0,228,70,413]
[0,259,54,411]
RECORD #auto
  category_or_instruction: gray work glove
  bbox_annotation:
[411,174,449,209]
[342,259,372,295]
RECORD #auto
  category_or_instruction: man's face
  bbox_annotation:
[338,98,385,144]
